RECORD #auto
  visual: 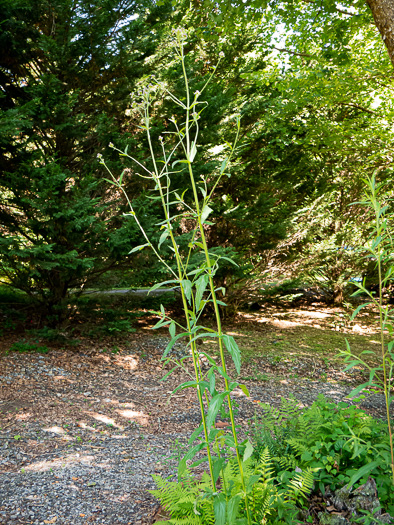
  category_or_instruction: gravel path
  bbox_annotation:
[0,335,390,525]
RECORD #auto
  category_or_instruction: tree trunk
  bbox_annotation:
[365,0,394,67]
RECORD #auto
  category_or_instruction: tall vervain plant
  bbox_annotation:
[99,28,254,523]
[340,173,394,487]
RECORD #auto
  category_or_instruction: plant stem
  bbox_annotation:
[180,41,252,525]
[375,201,394,485]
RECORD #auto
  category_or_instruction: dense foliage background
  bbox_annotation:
[1,0,393,320]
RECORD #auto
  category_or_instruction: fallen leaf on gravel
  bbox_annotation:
[44,518,57,524]
[215,421,230,428]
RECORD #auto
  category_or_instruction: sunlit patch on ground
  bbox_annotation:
[88,412,123,429]
[24,454,95,472]
[113,354,139,370]
[43,426,66,435]
[116,408,149,425]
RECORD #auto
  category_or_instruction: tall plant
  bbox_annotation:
[100,28,255,523]
[340,174,394,486]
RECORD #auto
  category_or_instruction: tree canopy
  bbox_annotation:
[1,0,393,318]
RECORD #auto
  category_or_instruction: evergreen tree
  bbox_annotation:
[0,0,166,318]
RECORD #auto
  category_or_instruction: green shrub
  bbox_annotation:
[251,395,394,514]
[9,339,50,354]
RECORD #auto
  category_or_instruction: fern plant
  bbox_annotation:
[250,395,393,512]
[151,448,314,525]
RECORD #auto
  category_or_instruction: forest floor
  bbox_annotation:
[0,303,390,525]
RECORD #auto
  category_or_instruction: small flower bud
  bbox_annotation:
[219,51,225,58]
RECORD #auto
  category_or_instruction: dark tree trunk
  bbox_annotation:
[365,0,394,67]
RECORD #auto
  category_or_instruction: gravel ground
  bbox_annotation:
[0,335,390,525]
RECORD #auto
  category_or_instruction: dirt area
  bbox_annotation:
[0,305,390,524]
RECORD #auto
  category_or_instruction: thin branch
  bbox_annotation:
[338,102,377,115]
[272,46,316,58]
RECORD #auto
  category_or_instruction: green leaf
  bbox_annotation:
[181,279,193,304]
[160,365,179,382]
[206,392,228,429]
[128,243,150,254]
[243,440,254,462]
[162,332,189,359]
[201,205,213,224]
[189,142,197,162]
[209,372,216,395]
[220,158,228,174]
[213,493,226,525]
[148,280,178,294]
[158,230,168,250]
[219,255,239,267]
[169,321,176,339]
[238,383,250,397]
[213,457,225,483]
[246,474,260,494]
[195,274,209,310]
[188,423,204,444]
[223,335,241,374]
[347,382,370,399]
[172,380,197,395]
[227,495,242,525]
[347,461,380,488]
[350,302,370,321]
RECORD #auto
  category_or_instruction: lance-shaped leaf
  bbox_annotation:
[169,320,176,339]
[178,442,206,479]
[162,332,190,359]
[158,230,169,250]
[223,334,241,374]
[227,495,242,525]
[189,142,197,162]
[206,391,228,429]
[181,279,193,304]
[195,274,209,310]
[347,461,380,489]
[243,440,254,462]
[213,493,226,525]
[148,279,179,294]
[213,457,225,484]
[128,243,150,254]
[201,204,213,224]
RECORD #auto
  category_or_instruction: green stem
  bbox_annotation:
[145,103,216,489]
[376,219,394,485]
[180,42,252,525]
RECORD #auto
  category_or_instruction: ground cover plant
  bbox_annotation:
[340,175,394,487]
